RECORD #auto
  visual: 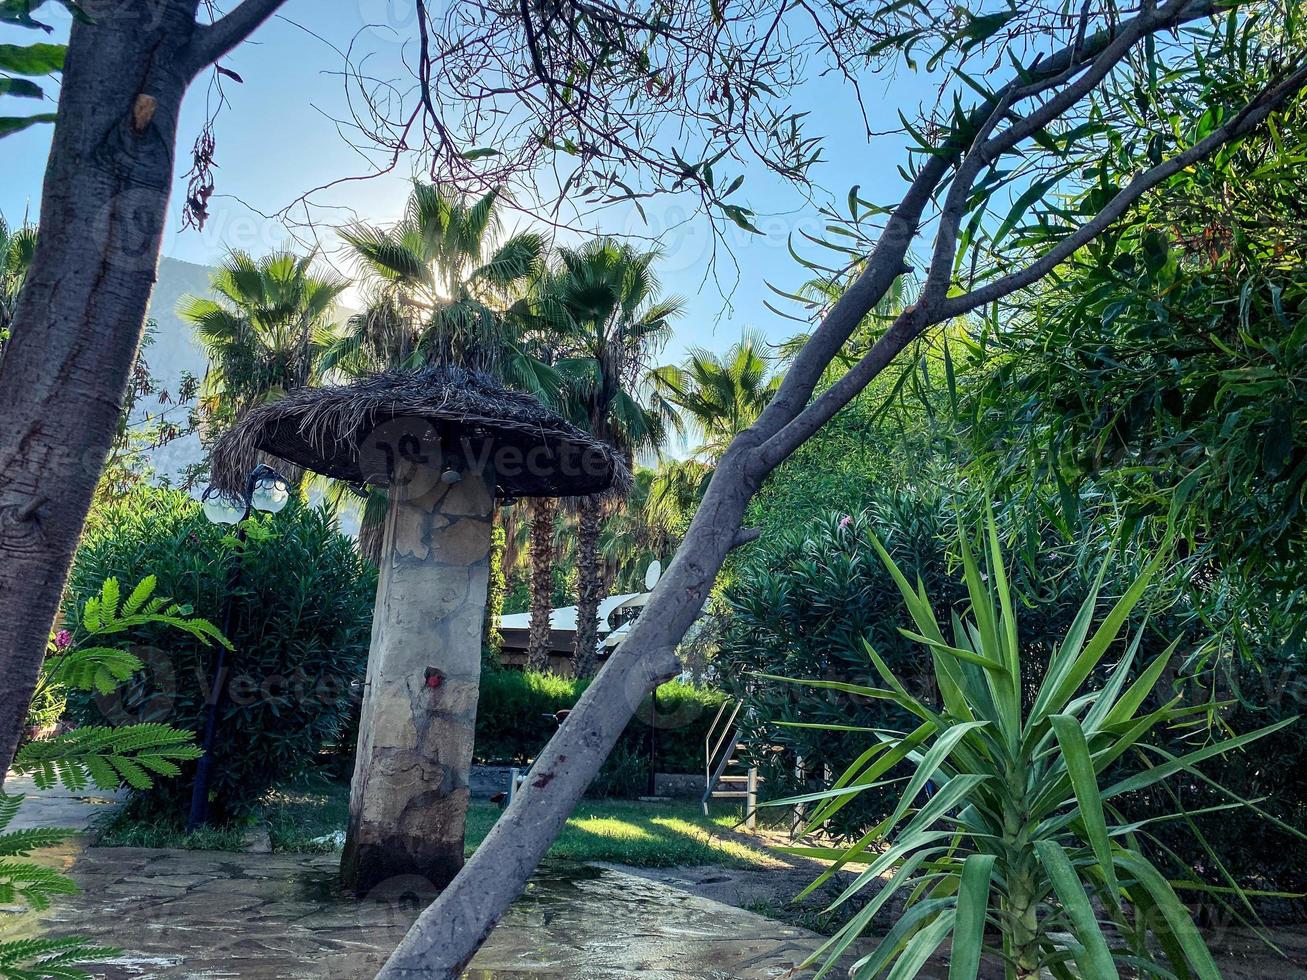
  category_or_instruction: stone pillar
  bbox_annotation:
[341,467,494,894]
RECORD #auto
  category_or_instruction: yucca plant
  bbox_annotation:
[767,514,1298,980]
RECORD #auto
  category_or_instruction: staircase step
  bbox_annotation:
[711,791,750,799]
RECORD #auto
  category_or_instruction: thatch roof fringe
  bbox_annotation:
[209,367,630,500]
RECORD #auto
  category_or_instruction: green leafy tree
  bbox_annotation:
[960,96,1307,648]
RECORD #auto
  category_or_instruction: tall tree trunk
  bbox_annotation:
[525,495,557,671]
[571,494,603,678]
[0,2,198,780]
[0,0,285,781]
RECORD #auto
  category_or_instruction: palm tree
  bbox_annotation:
[324,182,553,391]
[545,239,683,677]
[651,329,782,461]
[504,269,581,672]
[645,331,782,526]
[599,467,682,593]
[179,250,347,434]
[0,216,36,369]
[322,182,557,562]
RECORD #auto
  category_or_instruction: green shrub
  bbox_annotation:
[476,668,580,763]
[1128,645,1307,917]
[475,668,724,784]
[66,487,375,823]
[584,742,649,799]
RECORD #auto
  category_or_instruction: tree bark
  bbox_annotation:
[525,495,557,671]
[0,0,200,780]
[571,494,603,678]
[0,0,286,781]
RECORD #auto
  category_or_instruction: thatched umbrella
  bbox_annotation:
[210,367,627,893]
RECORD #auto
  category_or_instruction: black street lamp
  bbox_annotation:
[186,464,289,831]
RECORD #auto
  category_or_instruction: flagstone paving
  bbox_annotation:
[7,847,847,978]
[3,777,1305,978]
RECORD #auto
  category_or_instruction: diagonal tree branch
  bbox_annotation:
[741,0,1225,459]
[756,61,1307,471]
[941,60,1307,316]
[372,6,1304,980]
[186,0,289,73]
[980,0,1217,166]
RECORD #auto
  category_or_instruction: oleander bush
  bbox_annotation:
[66,487,375,823]
[723,483,1307,910]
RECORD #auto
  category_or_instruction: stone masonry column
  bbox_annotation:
[341,466,494,894]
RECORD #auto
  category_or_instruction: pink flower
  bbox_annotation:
[839,515,853,529]
[54,629,73,651]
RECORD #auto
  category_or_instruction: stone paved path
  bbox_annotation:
[6,848,836,978]
[4,777,1304,978]
[4,773,125,831]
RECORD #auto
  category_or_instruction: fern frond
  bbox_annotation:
[0,794,23,833]
[98,579,120,626]
[13,725,202,792]
[0,861,79,911]
[0,828,76,857]
[0,936,118,980]
[44,647,143,695]
[120,576,157,617]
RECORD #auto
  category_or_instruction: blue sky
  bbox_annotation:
[1,2,939,365]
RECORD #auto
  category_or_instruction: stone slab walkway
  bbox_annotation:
[4,776,1304,978]
[6,847,834,979]
[4,773,126,832]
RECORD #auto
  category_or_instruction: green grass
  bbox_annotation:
[465,799,781,869]
[265,775,351,852]
[93,771,350,853]
[92,812,249,850]
[95,777,780,870]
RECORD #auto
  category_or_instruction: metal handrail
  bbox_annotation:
[703,699,745,813]
[702,699,730,787]
[704,699,743,787]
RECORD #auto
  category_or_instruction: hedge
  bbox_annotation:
[475,668,725,776]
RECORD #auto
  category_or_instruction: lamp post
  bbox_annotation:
[187,464,289,831]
